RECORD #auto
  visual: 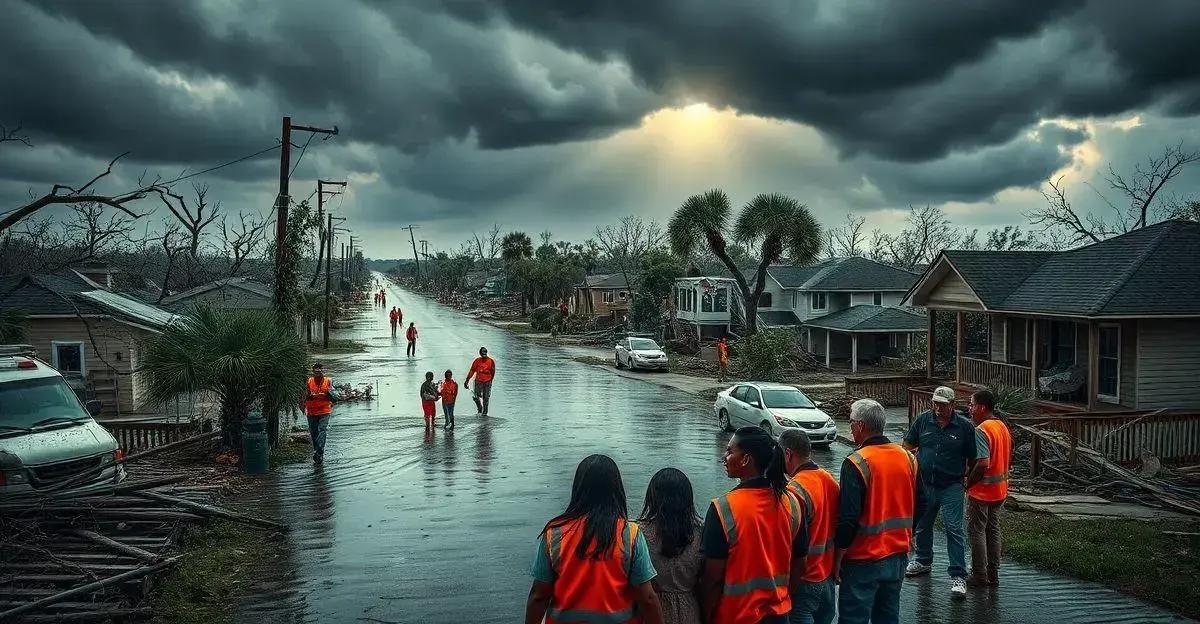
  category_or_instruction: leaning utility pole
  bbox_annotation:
[402,224,421,279]
[273,116,337,314]
[310,179,346,288]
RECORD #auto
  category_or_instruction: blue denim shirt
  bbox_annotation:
[903,410,979,489]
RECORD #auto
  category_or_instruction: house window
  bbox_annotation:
[791,292,797,309]
[715,288,728,312]
[603,291,615,304]
[619,291,627,300]
[52,342,85,377]
[873,292,883,306]
[1098,325,1120,401]
[811,292,827,311]
[701,291,713,312]
[759,292,772,308]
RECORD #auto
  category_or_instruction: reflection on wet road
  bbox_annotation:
[232,276,1193,623]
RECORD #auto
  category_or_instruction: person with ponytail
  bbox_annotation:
[701,427,808,624]
[525,454,664,624]
[639,468,704,624]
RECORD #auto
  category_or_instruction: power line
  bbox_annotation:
[161,143,281,187]
[288,133,316,180]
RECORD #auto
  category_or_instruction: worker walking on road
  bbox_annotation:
[379,289,386,308]
[835,399,923,624]
[903,386,980,597]
[524,454,664,624]
[304,363,334,464]
[465,346,495,416]
[701,426,806,624]
[389,307,399,338]
[439,370,459,430]
[716,337,730,383]
[780,430,840,624]
[420,371,439,430]
[406,322,418,356]
[965,389,1011,588]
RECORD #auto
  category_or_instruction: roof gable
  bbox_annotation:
[767,257,918,291]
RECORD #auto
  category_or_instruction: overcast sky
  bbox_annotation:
[2,0,1199,258]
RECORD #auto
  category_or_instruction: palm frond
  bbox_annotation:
[669,189,731,257]
[734,193,822,265]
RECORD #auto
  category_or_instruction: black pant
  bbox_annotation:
[407,340,416,356]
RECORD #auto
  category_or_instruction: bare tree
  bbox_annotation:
[470,223,503,261]
[594,216,664,294]
[60,202,137,264]
[219,212,269,277]
[983,225,1040,251]
[870,205,966,270]
[155,222,187,303]
[824,213,867,258]
[156,182,222,259]
[1028,143,1199,245]
[1,123,31,147]
[0,152,157,233]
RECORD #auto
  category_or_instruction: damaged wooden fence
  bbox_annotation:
[1016,409,1200,469]
[99,419,213,454]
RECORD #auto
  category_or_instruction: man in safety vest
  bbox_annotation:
[304,363,334,464]
[389,306,399,338]
[834,399,924,624]
[780,430,839,624]
[465,346,495,416]
[965,389,1011,587]
[716,337,730,383]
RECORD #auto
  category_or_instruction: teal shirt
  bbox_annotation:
[530,525,657,586]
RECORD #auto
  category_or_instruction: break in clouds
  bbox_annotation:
[2,0,1200,253]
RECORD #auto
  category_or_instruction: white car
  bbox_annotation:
[713,383,837,446]
[1,347,125,496]
[614,337,669,371]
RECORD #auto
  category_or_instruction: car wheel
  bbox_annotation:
[615,354,624,369]
[760,420,774,436]
[718,409,733,432]
[627,356,636,371]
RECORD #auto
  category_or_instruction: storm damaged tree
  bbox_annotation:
[470,223,504,262]
[1028,143,1199,245]
[154,221,188,303]
[669,189,821,334]
[867,204,968,270]
[218,212,269,277]
[823,213,868,258]
[595,215,664,297]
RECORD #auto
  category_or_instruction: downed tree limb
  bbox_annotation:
[0,556,178,621]
[133,490,288,532]
[43,431,220,495]
[70,530,159,563]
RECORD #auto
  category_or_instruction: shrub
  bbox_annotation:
[986,383,1033,416]
[735,328,797,381]
[529,305,561,331]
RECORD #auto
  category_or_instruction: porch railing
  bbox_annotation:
[846,375,928,408]
[100,419,212,454]
[1015,409,1200,468]
[959,356,1031,390]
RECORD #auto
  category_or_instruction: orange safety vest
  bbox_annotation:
[786,467,840,583]
[440,380,459,405]
[544,517,643,624]
[968,418,1012,503]
[843,443,916,562]
[406,326,417,340]
[717,342,729,364]
[305,377,332,416]
[712,487,802,624]
[468,356,495,383]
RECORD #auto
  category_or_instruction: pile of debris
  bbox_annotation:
[0,433,287,621]
[333,382,374,402]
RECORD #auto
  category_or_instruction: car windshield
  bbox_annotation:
[761,389,816,409]
[629,339,660,351]
[0,377,90,429]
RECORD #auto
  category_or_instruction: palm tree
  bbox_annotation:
[669,189,821,334]
[142,306,308,450]
[500,231,533,263]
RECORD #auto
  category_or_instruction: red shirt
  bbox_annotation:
[467,356,495,383]
[406,326,418,340]
[389,310,398,322]
[440,379,459,404]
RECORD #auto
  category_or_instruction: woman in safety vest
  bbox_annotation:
[525,454,665,624]
[701,427,807,624]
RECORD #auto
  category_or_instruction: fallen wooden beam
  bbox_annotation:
[134,490,289,532]
[70,530,159,563]
[20,608,153,623]
[0,557,178,621]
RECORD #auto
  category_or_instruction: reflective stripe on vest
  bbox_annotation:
[808,538,834,556]
[712,488,797,624]
[305,377,332,416]
[545,518,640,624]
[548,607,636,624]
[714,494,738,545]
[969,419,1012,503]
[788,468,839,582]
[724,574,789,596]
[981,471,1009,485]
[844,443,916,562]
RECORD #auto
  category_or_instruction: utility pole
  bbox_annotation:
[310,179,346,288]
[324,215,349,349]
[273,116,337,312]
[348,236,357,287]
[402,225,421,279]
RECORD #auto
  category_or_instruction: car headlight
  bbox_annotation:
[774,416,798,428]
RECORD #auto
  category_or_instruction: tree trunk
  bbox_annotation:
[704,230,757,334]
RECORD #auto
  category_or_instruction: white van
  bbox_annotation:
[0,346,125,496]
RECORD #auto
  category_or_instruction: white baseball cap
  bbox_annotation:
[931,386,956,404]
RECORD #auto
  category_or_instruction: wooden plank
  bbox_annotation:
[0,558,178,621]
[71,530,159,563]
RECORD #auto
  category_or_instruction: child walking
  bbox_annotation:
[420,371,439,430]
[439,370,458,430]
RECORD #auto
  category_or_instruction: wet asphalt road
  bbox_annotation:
[231,276,1193,624]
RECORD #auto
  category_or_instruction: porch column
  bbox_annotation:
[1087,320,1099,411]
[851,334,859,373]
[825,330,831,368]
[955,311,965,382]
[926,309,937,379]
[1029,319,1039,393]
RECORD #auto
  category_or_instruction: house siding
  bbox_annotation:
[1136,319,1200,410]
[924,271,983,310]
[24,317,149,414]
[1119,319,1137,408]
[989,314,1006,362]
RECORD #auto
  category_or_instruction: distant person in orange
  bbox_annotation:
[439,370,459,430]
[464,346,495,416]
[716,337,730,383]
[304,363,334,464]
[406,322,418,356]
[379,289,386,308]
[419,371,439,430]
[389,306,399,337]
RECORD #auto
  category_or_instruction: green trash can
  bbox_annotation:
[242,410,269,474]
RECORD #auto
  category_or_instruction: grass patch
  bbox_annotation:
[1002,510,1200,618]
[307,338,367,353]
[573,355,609,366]
[151,520,273,624]
[270,440,313,468]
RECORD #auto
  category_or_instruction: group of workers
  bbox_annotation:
[417,347,497,430]
[373,288,387,308]
[525,387,1011,624]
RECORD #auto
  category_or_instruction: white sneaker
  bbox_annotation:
[950,576,967,598]
[905,561,932,577]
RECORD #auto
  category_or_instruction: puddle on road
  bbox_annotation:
[229,281,1194,624]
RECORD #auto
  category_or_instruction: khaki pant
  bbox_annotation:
[967,497,1003,581]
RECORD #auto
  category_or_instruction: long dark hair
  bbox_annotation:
[639,468,700,558]
[733,426,787,497]
[542,454,628,559]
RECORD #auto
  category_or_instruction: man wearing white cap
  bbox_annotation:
[901,385,980,598]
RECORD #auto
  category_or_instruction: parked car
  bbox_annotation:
[614,337,669,371]
[713,382,837,445]
[0,348,125,496]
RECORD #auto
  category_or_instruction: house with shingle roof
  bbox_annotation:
[0,270,178,416]
[905,219,1200,411]
[571,273,632,319]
